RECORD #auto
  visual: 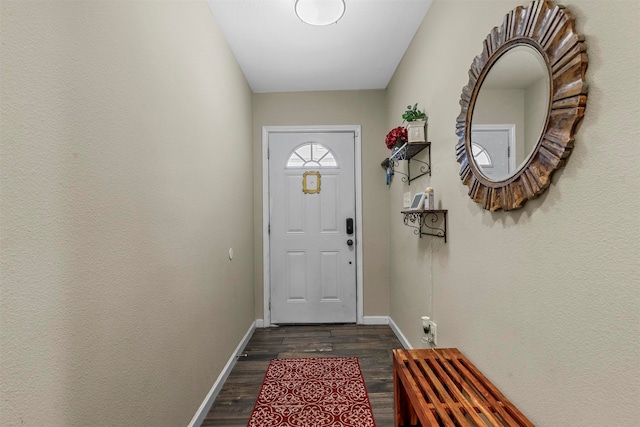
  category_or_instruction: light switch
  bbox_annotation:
[404,192,411,208]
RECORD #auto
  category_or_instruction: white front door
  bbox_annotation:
[471,124,516,180]
[268,131,356,324]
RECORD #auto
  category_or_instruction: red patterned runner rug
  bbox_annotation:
[247,357,376,427]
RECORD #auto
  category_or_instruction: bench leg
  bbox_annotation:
[394,369,419,426]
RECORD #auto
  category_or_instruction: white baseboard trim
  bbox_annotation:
[362,316,389,325]
[362,316,412,349]
[187,321,256,427]
[388,317,412,350]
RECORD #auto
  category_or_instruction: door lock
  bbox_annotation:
[346,218,354,235]
[347,239,354,246]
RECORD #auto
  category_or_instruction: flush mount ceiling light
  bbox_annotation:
[295,0,346,26]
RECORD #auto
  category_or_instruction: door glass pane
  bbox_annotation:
[286,142,337,168]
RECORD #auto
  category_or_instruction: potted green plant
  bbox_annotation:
[402,103,428,143]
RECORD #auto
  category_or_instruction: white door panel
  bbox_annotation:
[269,132,356,324]
[471,124,515,180]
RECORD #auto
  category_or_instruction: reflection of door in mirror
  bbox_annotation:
[470,44,549,180]
[471,125,515,180]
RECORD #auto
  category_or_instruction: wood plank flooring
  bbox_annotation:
[202,324,404,427]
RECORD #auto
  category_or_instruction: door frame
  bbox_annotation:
[261,125,363,326]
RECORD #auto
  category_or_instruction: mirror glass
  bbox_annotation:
[470,44,549,181]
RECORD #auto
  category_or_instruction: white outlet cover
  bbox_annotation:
[403,192,411,208]
[430,321,437,345]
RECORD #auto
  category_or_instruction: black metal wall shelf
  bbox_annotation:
[381,142,430,185]
[400,209,448,242]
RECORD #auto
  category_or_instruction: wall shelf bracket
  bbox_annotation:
[401,209,448,242]
[381,142,431,185]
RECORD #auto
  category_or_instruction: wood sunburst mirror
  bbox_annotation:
[456,0,588,211]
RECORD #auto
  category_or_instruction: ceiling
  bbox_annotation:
[205,0,433,93]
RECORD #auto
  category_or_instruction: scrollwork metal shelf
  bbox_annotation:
[381,142,430,185]
[401,209,448,242]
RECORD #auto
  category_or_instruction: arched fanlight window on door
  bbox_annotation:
[471,143,493,168]
[286,142,337,168]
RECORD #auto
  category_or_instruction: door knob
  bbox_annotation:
[347,239,354,246]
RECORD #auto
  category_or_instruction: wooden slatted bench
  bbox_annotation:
[393,348,534,427]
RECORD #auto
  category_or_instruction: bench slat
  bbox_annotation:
[443,348,518,426]
[422,353,490,425]
[406,353,458,426]
[444,348,534,427]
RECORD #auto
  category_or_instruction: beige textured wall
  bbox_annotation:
[387,1,639,426]
[0,2,254,426]
[252,91,390,319]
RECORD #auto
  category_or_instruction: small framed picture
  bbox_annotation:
[409,192,425,210]
[302,171,321,194]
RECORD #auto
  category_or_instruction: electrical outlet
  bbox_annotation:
[403,192,411,208]
[421,316,437,346]
[428,320,437,345]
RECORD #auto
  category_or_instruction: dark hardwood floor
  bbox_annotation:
[202,324,404,427]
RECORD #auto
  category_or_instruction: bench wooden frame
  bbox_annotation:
[393,348,534,427]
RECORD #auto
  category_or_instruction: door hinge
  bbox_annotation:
[267,147,270,159]
[268,223,271,234]
[507,145,511,157]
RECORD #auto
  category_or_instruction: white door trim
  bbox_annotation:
[262,125,363,326]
